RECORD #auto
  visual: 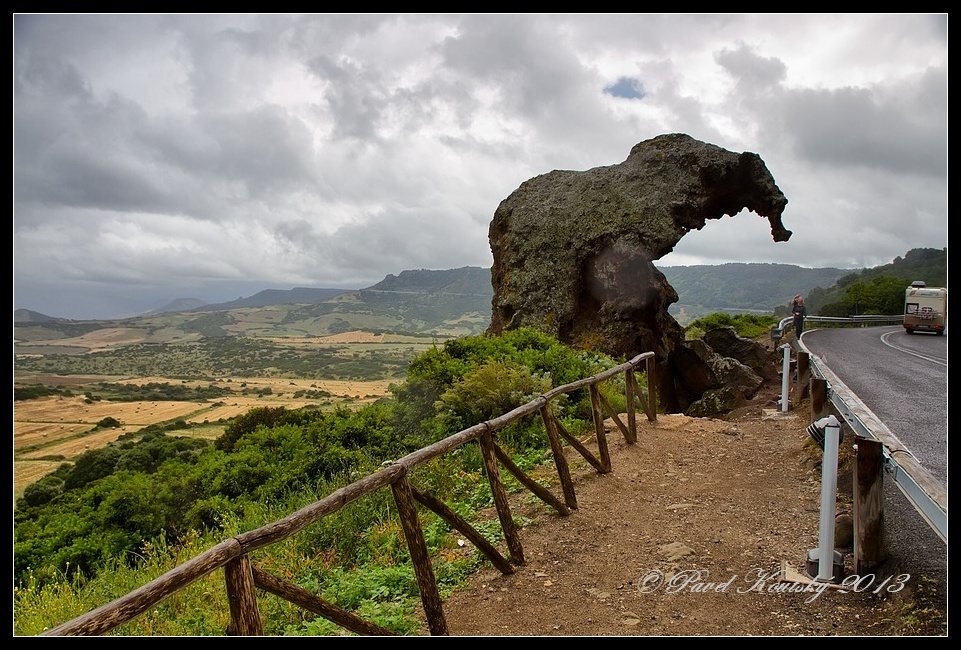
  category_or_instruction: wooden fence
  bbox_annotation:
[43,352,657,637]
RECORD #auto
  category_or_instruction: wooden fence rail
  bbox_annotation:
[43,352,656,637]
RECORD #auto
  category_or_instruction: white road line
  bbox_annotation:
[880,331,947,366]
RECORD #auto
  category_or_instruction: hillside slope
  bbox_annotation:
[659,263,849,311]
[804,247,946,313]
[14,308,60,323]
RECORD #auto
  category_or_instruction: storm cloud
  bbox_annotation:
[13,13,947,318]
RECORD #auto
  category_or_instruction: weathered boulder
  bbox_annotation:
[702,326,778,380]
[834,513,855,549]
[488,133,789,411]
[685,386,745,418]
[684,339,764,399]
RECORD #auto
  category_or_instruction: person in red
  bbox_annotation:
[791,294,807,339]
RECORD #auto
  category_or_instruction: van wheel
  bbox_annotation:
[936,330,944,336]
[905,328,914,334]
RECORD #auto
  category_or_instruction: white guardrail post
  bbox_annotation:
[815,416,841,581]
[780,343,791,412]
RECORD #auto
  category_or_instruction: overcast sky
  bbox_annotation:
[14,13,947,319]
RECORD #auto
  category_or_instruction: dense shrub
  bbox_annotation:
[63,447,122,490]
[21,476,64,508]
[684,312,777,340]
[14,385,72,401]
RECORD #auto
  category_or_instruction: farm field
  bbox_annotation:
[14,461,64,497]
[13,326,409,497]
[14,396,206,426]
[20,425,148,460]
[108,376,394,398]
[13,375,394,496]
[14,422,97,451]
[15,327,148,354]
[14,335,429,379]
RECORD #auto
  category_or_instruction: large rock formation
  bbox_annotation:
[685,339,764,400]
[702,326,779,381]
[488,134,789,411]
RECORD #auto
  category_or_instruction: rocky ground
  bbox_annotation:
[438,380,947,636]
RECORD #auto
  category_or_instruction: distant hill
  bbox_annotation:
[837,247,946,287]
[144,298,207,315]
[14,268,496,355]
[14,308,60,323]
[281,267,494,336]
[196,287,348,311]
[658,263,851,312]
[367,267,492,295]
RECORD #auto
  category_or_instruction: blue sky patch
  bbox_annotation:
[604,76,645,99]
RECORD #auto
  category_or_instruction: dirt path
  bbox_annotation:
[441,393,945,635]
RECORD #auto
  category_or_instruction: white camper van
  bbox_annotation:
[903,281,947,335]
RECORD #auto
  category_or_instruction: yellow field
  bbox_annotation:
[15,461,64,497]
[273,330,387,344]
[187,398,317,423]
[116,376,394,399]
[12,375,393,491]
[14,396,205,426]
[15,373,125,386]
[21,426,145,460]
[18,327,147,353]
[14,422,93,451]
[170,424,225,440]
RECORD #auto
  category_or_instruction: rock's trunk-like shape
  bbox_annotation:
[488,134,789,411]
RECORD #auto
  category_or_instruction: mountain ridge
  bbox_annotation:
[14,308,61,323]
[144,298,208,315]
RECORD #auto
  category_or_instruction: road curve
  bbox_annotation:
[801,325,946,617]
[802,325,946,482]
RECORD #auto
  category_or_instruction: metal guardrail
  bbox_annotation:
[795,334,947,543]
[771,314,904,342]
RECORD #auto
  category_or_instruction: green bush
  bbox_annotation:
[63,447,122,490]
[21,476,64,508]
[435,360,552,431]
[14,385,72,401]
[684,312,777,340]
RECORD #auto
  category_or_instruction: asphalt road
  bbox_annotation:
[802,325,947,482]
[801,325,947,618]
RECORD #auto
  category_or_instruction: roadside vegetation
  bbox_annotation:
[683,312,777,340]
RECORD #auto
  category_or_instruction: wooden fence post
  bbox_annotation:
[810,377,829,422]
[552,416,607,474]
[625,369,637,444]
[794,351,811,407]
[854,437,886,573]
[410,486,515,575]
[478,429,525,565]
[596,390,632,445]
[492,442,569,516]
[224,554,263,636]
[589,385,612,472]
[645,356,657,423]
[391,474,448,635]
[251,565,396,636]
[541,406,577,510]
